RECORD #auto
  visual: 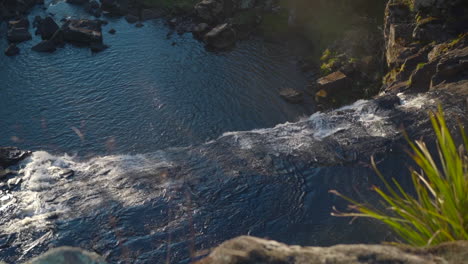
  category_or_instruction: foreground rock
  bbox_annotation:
[7,27,32,42]
[26,247,107,264]
[38,16,59,40]
[199,236,468,264]
[0,147,30,168]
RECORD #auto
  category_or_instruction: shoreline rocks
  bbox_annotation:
[198,236,468,264]
[0,147,30,169]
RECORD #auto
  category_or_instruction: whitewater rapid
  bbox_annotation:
[1,92,462,264]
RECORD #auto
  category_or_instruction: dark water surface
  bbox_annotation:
[0,1,311,156]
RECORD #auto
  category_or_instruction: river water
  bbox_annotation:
[0,1,312,157]
[2,2,466,264]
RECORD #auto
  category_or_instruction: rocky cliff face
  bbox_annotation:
[383,0,467,93]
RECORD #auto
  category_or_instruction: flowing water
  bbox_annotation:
[1,2,467,264]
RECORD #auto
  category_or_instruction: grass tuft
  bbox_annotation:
[331,107,468,246]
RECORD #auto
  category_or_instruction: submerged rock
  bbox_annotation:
[279,88,304,104]
[199,236,468,264]
[32,40,57,52]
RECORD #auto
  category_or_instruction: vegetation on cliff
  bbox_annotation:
[332,108,468,246]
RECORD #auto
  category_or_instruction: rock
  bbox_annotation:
[33,16,43,27]
[279,88,304,104]
[135,22,143,28]
[316,71,351,97]
[195,0,224,23]
[193,23,210,38]
[59,169,74,178]
[66,0,89,5]
[125,14,138,24]
[26,246,107,264]
[199,236,468,264]
[408,60,438,92]
[0,147,30,168]
[62,19,103,44]
[32,40,56,52]
[7,27,32,43]
[7,177,22,188]
[385,23,415,68]
[39,16,59,40]
[8,18,29,29]
[432,46,468,88]
[4,44,19,56]
[204,23,237,49]
[89,0,99,9]
[168,18,177,27]
[141,9,161,20]
[108,28,116,34]
[90,43,109,52]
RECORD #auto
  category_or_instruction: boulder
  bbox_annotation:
[66,0,89,5]
[32,40,56,52]
[62,19,103,44]
[431,46,468,88]
[199,236,468,264]
[316,71,351,95]
[4,43,19,56]
[204,23,237,49]
[125,14,138,23]
[108,28,116,34]
[141,9,161,20]
[408,60,438,92]
[195,0,224,23]
[8,18,29,29]
[192,23,210,38]
[0,147,30,168]
[279,88,304,104]
[7,27,32,43]
[39,16,59,40]
[26,246,107,264]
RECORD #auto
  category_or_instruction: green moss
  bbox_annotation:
[320,58,338,75]
[416,62,426,70]
[417,16,440,26]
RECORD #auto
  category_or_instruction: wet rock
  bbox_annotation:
[7,27,32,43]
[8,18,29,29]
[89,0,99,9]
[204,23,236,49]
[141,9,161,20]
[192,23,210,38]
[59,169,75,178]
[4,43,19,56]
[108,28,116,34]
[315,71,351,99]
[195,0,223,23]
[90,43,109,52]
[66,0,89,5]
[385,23,415,68]
[135,22,143,28]
[62,19,103,44]
[7,177,22,189]
[432,47,468,88]
[0,147,30,168]
[279,88,304,104]
[38,16,59,40]
[26,247,107,264]
[125,14,138,24]
[168,18,177,27]
[32,40,56,52]
[199,236,468,264]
